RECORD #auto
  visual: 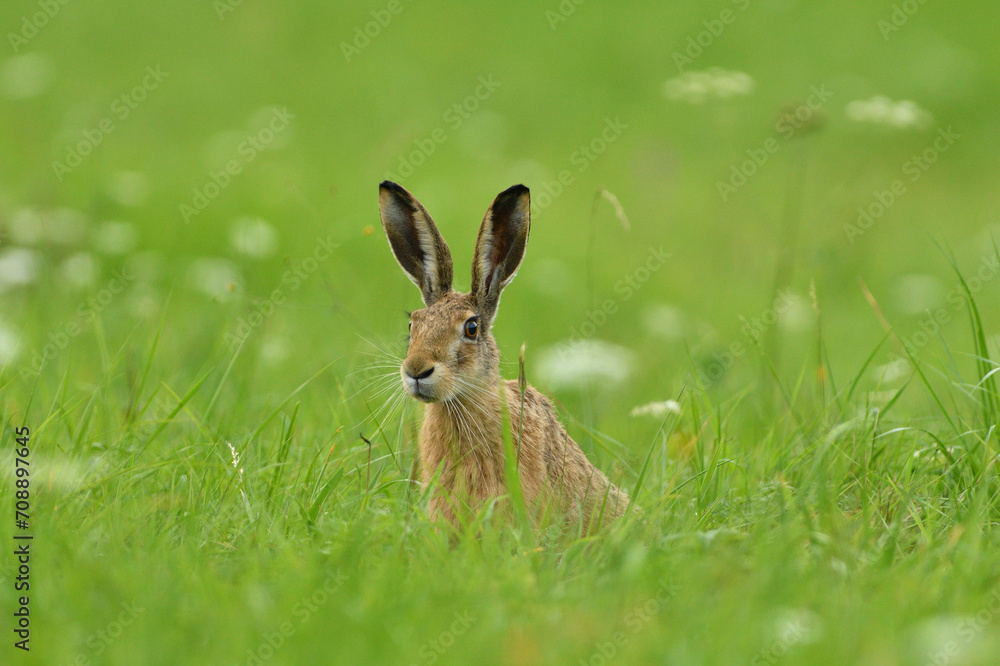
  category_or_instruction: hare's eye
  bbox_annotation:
[464,318,479,339]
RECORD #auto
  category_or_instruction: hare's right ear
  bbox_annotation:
[470,184,530,323]
[379,181,453,306]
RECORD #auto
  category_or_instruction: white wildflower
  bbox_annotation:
[187,257,242,301]
[0,248,38,290]
[226,441,253,521]
[259,336,289,366]
[845,96,932,130]
[630,400,681,418]
[227,441,243,474]
[229,217,277,259]
[664,68,754,104]
[778,292,812,332]
[536,339,635,390]
[642,304,686,341]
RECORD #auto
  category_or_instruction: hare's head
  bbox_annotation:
[379,181,530,403]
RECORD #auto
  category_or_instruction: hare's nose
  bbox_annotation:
[405,365,434,380]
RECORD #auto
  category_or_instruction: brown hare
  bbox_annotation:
[378,181,630,530]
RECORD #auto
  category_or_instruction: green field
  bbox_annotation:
[2,1,1000,664]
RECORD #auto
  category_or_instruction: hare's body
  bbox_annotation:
[422,376,628,528]
[379,181,629,529]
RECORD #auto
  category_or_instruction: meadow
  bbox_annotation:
[1,1,1000,664]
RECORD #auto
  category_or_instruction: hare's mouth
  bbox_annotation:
[411,387,436,403]
[403,376,439,403]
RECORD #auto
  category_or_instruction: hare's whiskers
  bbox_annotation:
[355,334,405,361]
[347,362,400,378]
[344,372,399,402]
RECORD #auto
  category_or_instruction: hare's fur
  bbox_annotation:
[379,181,629,529]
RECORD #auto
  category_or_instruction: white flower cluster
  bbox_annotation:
[536,339,635,390]
[845,96,933,130]
[629,400,682,418]
[229,216,278,258]
[663,68,754,104]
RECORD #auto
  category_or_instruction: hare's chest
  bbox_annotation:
[419,415,506,495]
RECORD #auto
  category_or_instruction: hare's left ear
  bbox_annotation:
[470,184,530,323]
[379,181,454,306]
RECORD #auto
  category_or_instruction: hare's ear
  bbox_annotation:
[470,184,530,322]
[379,181,453,306]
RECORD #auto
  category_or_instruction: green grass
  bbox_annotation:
[2,1,1000,664]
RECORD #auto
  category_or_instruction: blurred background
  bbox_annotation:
[1,0,999,453]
